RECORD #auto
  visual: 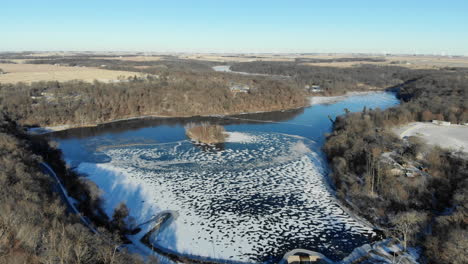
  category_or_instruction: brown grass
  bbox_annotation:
[181,53,468,69]
[180,54,296,62]
[180,53,381,62]
[0,63,143,83]
[301,55,468,69]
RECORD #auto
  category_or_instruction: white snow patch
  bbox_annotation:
[224,131,257,143]
[393,122,468,153]
[212,65,232,72]
[310,91,383,106]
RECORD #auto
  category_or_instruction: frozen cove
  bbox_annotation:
[77,132,375,263]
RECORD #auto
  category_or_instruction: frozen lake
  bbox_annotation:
[49,92,399,263]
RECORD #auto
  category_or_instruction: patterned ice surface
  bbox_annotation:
[78,132,374,263]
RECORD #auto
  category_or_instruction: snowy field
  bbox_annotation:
[76,132,375,263]
[393,122,468,152]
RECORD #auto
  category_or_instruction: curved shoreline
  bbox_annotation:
[42,162,249,264]
[27,106,306,134]
[28,90,389,135]
[75,132,382,263]
[40,91,399,263]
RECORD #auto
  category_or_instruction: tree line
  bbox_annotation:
[27,57,218,73]
[323,69,468,264]
[230,61,436,94]
[294,57,386,63]
[0,71,307,127]
[0,113,157,263]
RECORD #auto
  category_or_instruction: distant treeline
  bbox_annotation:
[230,61,433,94]
[294,57,386,63]
[0,113,152,263]
[0,59,16,64]
[27,57,218,72]
[0,52,170,61]
[0,53,216,73]
[323,69,468,264]
[0,71,307,127]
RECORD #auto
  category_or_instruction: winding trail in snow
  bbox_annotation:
[40,162,98,234]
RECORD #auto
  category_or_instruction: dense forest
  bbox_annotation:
[323,69,468,264]
[0,113,154,263]
[0,71,307,127]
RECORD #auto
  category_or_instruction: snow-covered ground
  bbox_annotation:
[27,125,74,134]
[309,92,385,106]
[393,122,468,152]
[212,65,233,72]
[76,132,375,262]
[341,239,420,264]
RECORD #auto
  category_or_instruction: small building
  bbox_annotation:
[389,168,403,176]
[432,120,451,126]
[305,85,323,93]
[230,84,250,93]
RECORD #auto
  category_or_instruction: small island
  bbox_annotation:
[185,122,227,144]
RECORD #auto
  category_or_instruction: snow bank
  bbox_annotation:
[310,91,384,106]
[224,131,257,143]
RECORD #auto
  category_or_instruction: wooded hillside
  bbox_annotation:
[323,69,468,264]
[0,71,307,127]
[0,114,149,264]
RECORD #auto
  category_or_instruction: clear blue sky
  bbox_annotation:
[2,0,468,55]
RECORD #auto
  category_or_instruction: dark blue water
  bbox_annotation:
[49,92,399,263]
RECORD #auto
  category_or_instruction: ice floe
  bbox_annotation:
[225,132,257,143]
[76,132,375,263]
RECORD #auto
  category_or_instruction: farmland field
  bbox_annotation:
[0,63,143,83]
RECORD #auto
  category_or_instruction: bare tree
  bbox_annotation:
[390,211,427,250]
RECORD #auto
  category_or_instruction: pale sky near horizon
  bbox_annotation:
[2,0,468,55]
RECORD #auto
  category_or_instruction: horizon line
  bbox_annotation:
[1,50,467,57]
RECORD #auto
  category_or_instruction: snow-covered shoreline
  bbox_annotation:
[27,91,390,135]
[309,91,385,106]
